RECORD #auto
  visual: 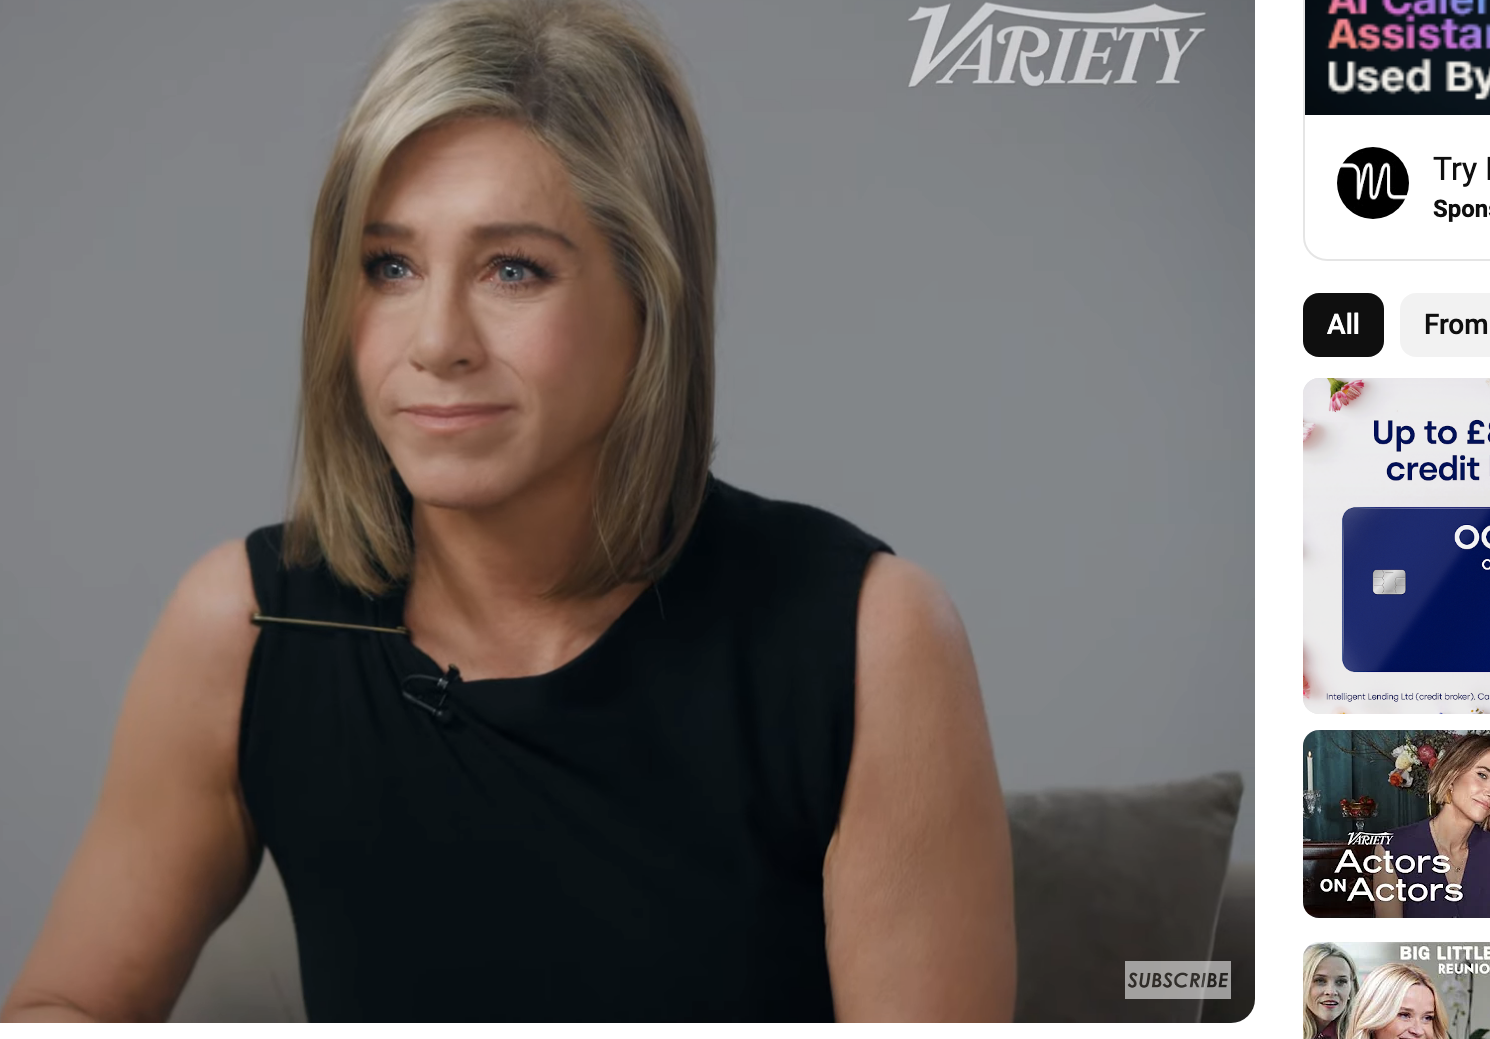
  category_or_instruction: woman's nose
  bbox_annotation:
[409,281,481,374]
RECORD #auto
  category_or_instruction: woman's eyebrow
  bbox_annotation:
[362,220,578,251]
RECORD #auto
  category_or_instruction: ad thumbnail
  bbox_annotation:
[1304,379,1490,712]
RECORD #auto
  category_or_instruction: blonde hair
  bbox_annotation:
[1304,943,1359,1039]
[1427,734,1490,826]
[1344,963,1449,1039]
[281,0,716,597]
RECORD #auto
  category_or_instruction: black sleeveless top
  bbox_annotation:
[239,476,890,1022]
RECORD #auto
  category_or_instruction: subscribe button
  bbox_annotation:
[1125,961,1231,1000]
[1401,295,1490,356]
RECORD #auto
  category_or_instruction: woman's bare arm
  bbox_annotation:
[1,539,264,1022]
[823,553,1016,1022]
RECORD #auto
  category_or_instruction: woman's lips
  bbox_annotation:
[401,404,512,432]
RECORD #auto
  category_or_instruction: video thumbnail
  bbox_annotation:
[1305,731,1490,918]
[1304,943,1487,1039]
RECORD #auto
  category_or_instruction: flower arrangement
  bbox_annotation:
[1328,378,1365,411]
[1387,741,1426,787]
[1355,731,1490,799]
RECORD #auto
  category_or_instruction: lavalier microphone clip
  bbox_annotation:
[400,666,461,724]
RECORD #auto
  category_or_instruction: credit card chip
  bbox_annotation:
[1373,569,1407,595]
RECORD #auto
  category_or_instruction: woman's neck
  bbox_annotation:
[410,469,594,610]
[1434,802,1477,850]
[400,464,647,679]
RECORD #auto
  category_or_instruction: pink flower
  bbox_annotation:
[1419,745,1437,769]
[1303,672,1311,699]
[1328,379,1364,412]
[1303,420,1316,442]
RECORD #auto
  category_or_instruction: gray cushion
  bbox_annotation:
[1008,771,1244,1024]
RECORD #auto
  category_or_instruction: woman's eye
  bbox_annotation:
[492,257,548,286]
[363,254,409,281]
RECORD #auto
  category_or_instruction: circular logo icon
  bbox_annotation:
[1337,147,1409,219]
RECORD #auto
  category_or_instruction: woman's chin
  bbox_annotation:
[399,474,522,513]
[392,446,598,516]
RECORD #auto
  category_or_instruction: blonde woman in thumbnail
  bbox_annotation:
[1304,942,1359,1039]
[1373,734,1490,918]
[1343,962,1447,1039]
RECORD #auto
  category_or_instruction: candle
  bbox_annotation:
[1308,751,1314,792]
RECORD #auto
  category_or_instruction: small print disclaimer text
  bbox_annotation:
[1124,961,1232,1000]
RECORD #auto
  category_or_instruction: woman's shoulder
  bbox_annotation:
[699,477,892,564]
[241,520,377,625]
[178,536,262,625]
[243,522,292,616]
[672,479,901,661]
[1391,817,1433,842]
[128,536,262,727]
[245,521,286,553]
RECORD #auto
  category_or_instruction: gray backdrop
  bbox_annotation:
[0,0,1254,995]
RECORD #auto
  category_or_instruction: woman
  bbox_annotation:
[0,0,1014,1023]
[1373,734,1490,918]
[1343,963,1448,1039]
[1304,942,1358,1039]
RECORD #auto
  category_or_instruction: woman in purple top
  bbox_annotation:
[1373,734,1490,918]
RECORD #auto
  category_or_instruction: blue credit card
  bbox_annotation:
[1343,507,1490,671]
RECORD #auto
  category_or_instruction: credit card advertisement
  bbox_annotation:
[1304,379,1490,712]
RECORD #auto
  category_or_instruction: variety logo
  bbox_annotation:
[907,3,1206,86]
[1347,831,1393,845]
[1336,146,1410,218]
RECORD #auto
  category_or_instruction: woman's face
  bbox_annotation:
[352,117,641,514]
[1309,956,1353,1025]
[1375,983,1436,1039]
[1447,750,1490,823]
